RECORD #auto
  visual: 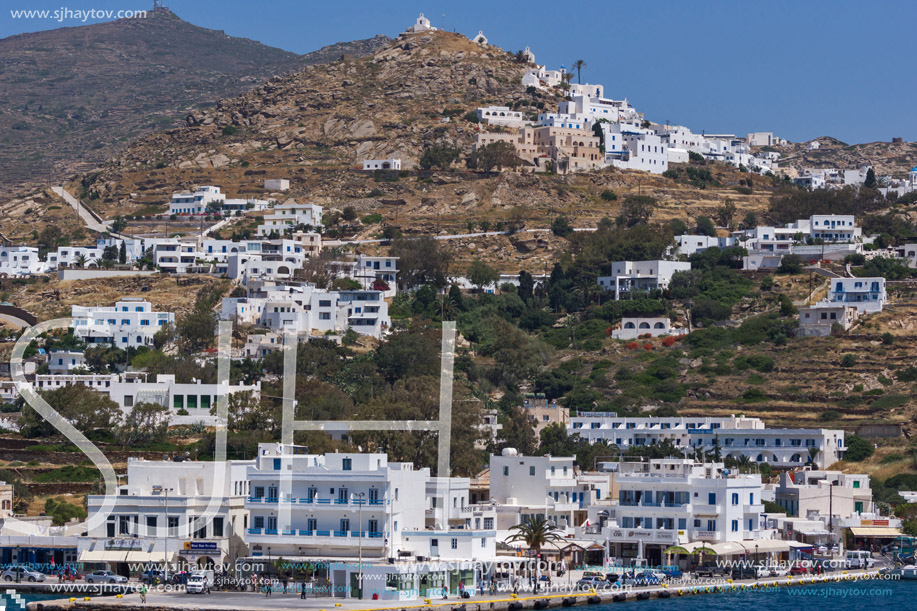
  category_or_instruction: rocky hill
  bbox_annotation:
[0,8,389,189]
[768,137,917,177]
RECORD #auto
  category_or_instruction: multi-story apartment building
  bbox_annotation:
[243,444,495,601]
[597,261,692,299]
[603,459,766,566]
[150,240,203,274]
[489,450,611,536]
[568,413,846,469]
[82,456,253,574]
[70,298,174,347]
[775,469,873,521]
[521,395,568,438]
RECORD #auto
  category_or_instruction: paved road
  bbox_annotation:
[324,227,597,247]
[50,186,129,239]
[0,313,31,328]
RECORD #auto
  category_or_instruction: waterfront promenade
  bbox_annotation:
[25,569,892,611]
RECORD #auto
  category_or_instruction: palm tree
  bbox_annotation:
[504,516,564,592]
[74,254,87,268]
[572,59,587,84]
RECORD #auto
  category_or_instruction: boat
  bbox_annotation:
[887,565,917,579]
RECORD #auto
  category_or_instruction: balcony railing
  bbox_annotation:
[247,496,388,505]
[247,528,387,539]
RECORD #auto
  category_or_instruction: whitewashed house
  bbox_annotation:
[362,158,402,171]
[264,178,290,191]
[603,124,669,174]
[611,317,687,340]
[797,304,859,336]
[168,185,225,215]
[476,106,525,127]
[70,298,174,347]
[674,235,736,256]
[0,246,45,276]
[598,260,691,299]
[256,203,323,237]
[48,350,86,374]
[826,277,886,313]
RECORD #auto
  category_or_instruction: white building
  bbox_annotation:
[70,298,174,347]
[48,350,86,374]
[598,260,691,299]
[362,158,402,171]
[826,277,887,313]
[611,317,687,340]
[603,125,668,174]
[673,235,736,256]
[775,469,873,521]
[488,449,611,537]
[168,186,225,215]
[264,178,290,191]
[405,12,437,34]
[604,459,766,567]
[0,246,44,276]
[243,444,496,600]
[476,106,526,127]
[150,240,203,274]
[34,372,260,425]
[256,203,323,237]
[82,456,254,572]
[569,413,846,469]
[747,132,776,147]
[797,304,859,337]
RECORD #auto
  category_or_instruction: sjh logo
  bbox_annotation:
[2,589,26,611]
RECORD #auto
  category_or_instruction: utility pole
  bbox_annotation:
[828,482,834,547]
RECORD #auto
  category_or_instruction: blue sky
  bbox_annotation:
[4,0,915,144]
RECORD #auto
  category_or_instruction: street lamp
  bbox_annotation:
[161,486,174,583]
[755,544,759,569]
[356,492,366,599]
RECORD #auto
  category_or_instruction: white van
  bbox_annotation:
[185,574,210,594]
[845,550,875,569]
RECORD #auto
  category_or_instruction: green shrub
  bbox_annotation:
[818,410,840,421]
[600,190,618,201]
[844,434,874,462]
[221,125,238,136]
[839,354,857,367]
[361,213,383,224]
[740,388,767,402]
[880,453,906,464]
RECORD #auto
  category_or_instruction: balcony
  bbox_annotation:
[246,496,388,507]
[246,528,388,545]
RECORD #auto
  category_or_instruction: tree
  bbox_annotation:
[342,206,357,222]
[473,141,520,171]
[504,515,565,591]
[111,216,127,233]
[518,271,535,304]
[551,216,573,238]
[695,216,716,237]
[741,211,758,230]
[864,168,877,189]
[468,260,499,292]
[119,401,169,447]
[839,353,857,368]
[778,294,797,317]
[375,328,441,383]
[777,253,804,274]
[21,384,121,438]
[118,241,127,265]
[845,434,874,462]
[715,199,737,229]
[572,59,587,84]
[616,195,658,227]
[101,245,119,262]
[38,225,62,251]
[418,143,461,170]
[390,236,450,289]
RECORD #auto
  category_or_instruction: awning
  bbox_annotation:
[666,542,717,555]
[788,541,815,549]
[750,540,792,553]
[711,541,748,556]
[79,550,127,563]
[795,528,831,536]
[849,527,902,537]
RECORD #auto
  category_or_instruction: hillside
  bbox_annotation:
[767,137,917,177]
[0,8,389,189]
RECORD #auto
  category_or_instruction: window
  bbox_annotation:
[481,537,486,548]
[342,458,352,471]
[731,493,739,505]
[431,539,439,547]
[483,518,493,529]
[708,493,716,505]
[529,466,536,476]
[503,466,509,476]
[451,538,458,549]
[731,520,739,532]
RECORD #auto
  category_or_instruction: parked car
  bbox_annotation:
[767,565,788,577]
[789,563,812,576]
[85,570,127,584]
[694,564,730,578]
[2,566,46,582]
[817,545,828,555]
[185,574,210,594]
[575,576,608,590]
[731,565,758,579]
[657,566,683,580]
[604,573,620,584]
[622,571,664,586]
[140,570,165,585]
